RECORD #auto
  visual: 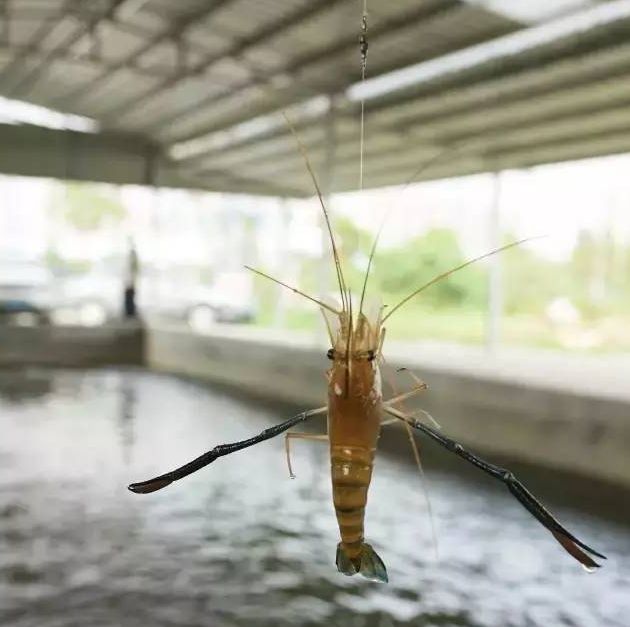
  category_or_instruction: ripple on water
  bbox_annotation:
[1,368,629,627]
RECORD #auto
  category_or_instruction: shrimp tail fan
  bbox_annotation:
[335,542,388,583]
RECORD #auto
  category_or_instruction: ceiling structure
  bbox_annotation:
[1,0,630,196]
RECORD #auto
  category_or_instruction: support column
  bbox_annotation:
[486,171,502,352]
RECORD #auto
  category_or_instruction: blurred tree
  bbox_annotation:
[373,228,486,309]
[299,222,487,310]
[58,183,125,231]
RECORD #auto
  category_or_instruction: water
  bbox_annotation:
[1,368,628,627]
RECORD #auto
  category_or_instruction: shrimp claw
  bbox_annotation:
[128,407,326,494]
[384,406,606,569]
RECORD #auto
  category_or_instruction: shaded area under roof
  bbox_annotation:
[0,0,628,196]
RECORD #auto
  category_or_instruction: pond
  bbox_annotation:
[1,368,628,627]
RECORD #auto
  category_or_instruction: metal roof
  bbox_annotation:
[1,0,630,196]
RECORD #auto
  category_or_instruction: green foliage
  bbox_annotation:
[317,218,487,311]
[253,215,630,352]
[372,228,486,309]
[58,183,125,231]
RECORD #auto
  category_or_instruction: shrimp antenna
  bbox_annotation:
[358,215,383,317]
[344,288,353,396]
[358,145,467,318]
[244,265,340,315]
[283,112,348,313]
[382,237,541,323]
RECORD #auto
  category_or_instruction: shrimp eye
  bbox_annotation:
[327,348,335,360]
[367,350,375,361]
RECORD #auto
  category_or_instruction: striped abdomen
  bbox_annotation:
[331,444,376,559]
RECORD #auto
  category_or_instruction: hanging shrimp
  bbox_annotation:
[127,4,606,582]
[128,215,606,581]
[127,133,606,580]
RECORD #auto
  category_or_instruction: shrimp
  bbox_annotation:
[127,173,606,583]
[127,223,607,580]
[127,3,606,581]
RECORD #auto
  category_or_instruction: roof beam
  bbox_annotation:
[49,0,234,110]
[0,43,187,80]
[4,0,127,97]
[5,5,228,61]
[97,0,348,123]
[183,169,308,197]
[0,121,159,185]
[142,0,462,143]
[179,34,630,171]
[331,125,630,192]
[212,65,630,176]
[0,0,76,90]
[240,101,630,188]
[0,121,302,195]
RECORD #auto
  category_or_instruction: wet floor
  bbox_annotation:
[1,368,628,627]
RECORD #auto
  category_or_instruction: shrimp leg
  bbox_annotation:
[383,383,427,407]
[384,406,606,569]
[128,406,327,494]
[285,433,329,478]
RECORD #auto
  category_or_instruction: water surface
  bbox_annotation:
[1,368,628,627]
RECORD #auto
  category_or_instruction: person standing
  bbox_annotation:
[123,238,139,319]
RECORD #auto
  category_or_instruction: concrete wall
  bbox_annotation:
[147,326,630,490]
[0,322,144,367]
[1,322,626,489]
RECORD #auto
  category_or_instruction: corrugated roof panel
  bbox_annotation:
[148,0,216,21]
[2,0,630,195]
[370,6,516,68]
[2,16,44,45]
[77,70,162,117]
[206,0,310,39]
[112,75,231,131]
[184,26,234,56]
[152,83,270,141]
[26,61,108,103]
[123,5,167,32]
[90,21,156,63]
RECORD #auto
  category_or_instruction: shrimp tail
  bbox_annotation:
[335,542,388,583]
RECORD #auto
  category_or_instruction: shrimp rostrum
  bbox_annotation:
[128,143,605,583]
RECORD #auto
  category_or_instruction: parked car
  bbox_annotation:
[54,272,121,325]
[0,261,54,324]
[0,259,256,330]
[139,270,255,331]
